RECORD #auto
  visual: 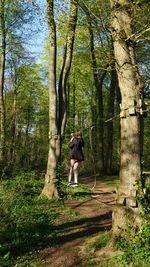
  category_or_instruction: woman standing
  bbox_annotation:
[68,131,84,187]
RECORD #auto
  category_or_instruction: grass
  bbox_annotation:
[81,227,150,267]
[0,172,58,266]
[0,171,93,267]
[58,180,93,200]
[1,171,149,267]
[89,232,111,250]
[98,175,119,189]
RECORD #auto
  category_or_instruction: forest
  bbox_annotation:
[0,0,150,266]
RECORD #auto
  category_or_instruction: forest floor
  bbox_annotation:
[36,175,119,267]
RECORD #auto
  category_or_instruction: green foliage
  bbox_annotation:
[13,259,42,267]
[83,223,150,267]
[133,0,142,5]
[0,170,91,266]
[5,63,49,173]
[64,184,92,200]
[0,172,58,266]
[90,232,111,250]
[56,162,92,200]
[114,223,150,266]
[58,177,92,201]
[136,171,150,214]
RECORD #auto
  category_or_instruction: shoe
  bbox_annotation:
[71,183,78,187]
[67,182,72,186]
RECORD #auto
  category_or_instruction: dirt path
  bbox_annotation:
[39,176,117,267]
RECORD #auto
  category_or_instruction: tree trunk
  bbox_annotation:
[88,18,107,173]
[42,0,78,199]
[9,85,17,163]
[110,0,144,234]
[91,103,98,172]
[0,0,6,169]
[72,69,76,131]
[105,64,117,174]
[41,0,59,199]
[58,0,78,137]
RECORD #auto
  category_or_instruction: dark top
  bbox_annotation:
[69,137,84,161]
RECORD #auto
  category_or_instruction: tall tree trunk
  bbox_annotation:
[91,102,98,170]
[105,64,117,174]
[88,19,107,173]
[23,109,30,168]
[42,0,78,199]
[0,0,6,170]
[110,0,144,235]
[41,0,59,199]
[72,69,76,131]
[58,0,78,137]
[9,85,17,163]
[66,80,71,132]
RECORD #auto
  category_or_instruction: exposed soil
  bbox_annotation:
[38,175,117,267]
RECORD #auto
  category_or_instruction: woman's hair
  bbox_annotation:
[74,131,82,138]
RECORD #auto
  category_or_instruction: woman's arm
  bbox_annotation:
[69,138,76,148]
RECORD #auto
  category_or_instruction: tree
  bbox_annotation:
[110,0,145,234]
[41,0,78,199]
[4,62,47,172]
[0,0,6,169]
[80,0,112,173]
[58,0,78,137]
[105,63,118,174]
[0,0,42,176]
[41,0,59,198]
[87,12,106,173]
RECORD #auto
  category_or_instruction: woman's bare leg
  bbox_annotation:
[73,161,79,184]
[68,159,75,183]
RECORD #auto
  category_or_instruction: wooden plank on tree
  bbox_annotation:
[117,196,126,205]
[126,197,137,207]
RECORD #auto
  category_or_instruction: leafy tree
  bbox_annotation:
[41,0,78,199]
[5,63,48,172]
[0,0,42,176]
[110,0,147,235]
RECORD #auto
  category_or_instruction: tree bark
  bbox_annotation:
[72,69,76,131]
[0,0,6,169]
[42,0,78,199]
[110,0,144,234]
[58,0,78,137]
[105,64,117,174]
[41,0,59,199]
[9,84,17,163]
[88,18,107,173]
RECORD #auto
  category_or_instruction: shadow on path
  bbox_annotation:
[38,177,116,266]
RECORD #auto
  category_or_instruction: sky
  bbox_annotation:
[26,0,48,63]
[26,0,70,64]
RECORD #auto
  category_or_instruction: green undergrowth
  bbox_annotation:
[0,170,94,266]
[81,224,150,267]
[83,231,111,253]
[56,165,92,200]
[83,258,150,267]
[0,172,55,266]
[0,171,84,267]
[58,180,92,200]
[80,173,150,267]
[82,224,150,267]
[113,221,150,267]
[89,232,111,251]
